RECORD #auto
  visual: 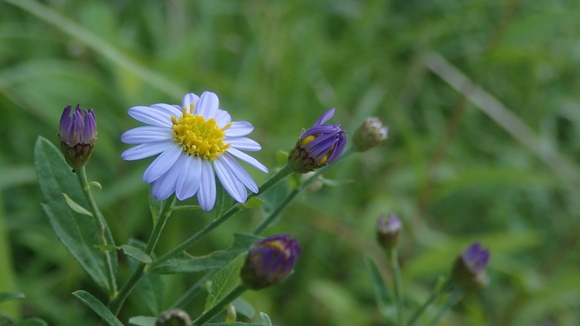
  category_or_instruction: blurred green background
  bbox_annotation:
[1,0,580,325]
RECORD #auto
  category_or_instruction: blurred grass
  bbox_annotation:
[1,0,580,325]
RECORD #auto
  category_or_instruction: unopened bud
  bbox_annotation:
[376,214,402,250]
[58,104,97,169]
[451,243,490,291]
[156,309,191,326]
[353,117,388,152]
[240,234,302,290]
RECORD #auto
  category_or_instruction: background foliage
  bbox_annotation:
[1,0,580,325]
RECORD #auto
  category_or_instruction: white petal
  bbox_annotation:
[197,91,219,119]
[143,145,183,183]
[128,106,173,127]
[214,156,247,203]
[225,137,261,151]
[150,103,183,118]
[197,160,216,211]
[121,141,175,161]
[221,153,259,193]
[121,126,173,144]
[175,155,202,201]
[151,154,188,200]
[226,147,268,173]
[215,109,232,127]
[225,121,254,137]
[182,93,199,108]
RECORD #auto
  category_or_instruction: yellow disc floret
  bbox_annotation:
[171,107,232,161]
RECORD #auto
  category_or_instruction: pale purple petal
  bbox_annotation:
[182,93,199,109]
[175,155,202,200]
[225,137,261,151]
[227,147,268,173]
[225,121,254,137]
[197,160,216,211]
[121,141,175,161]
[221,153,259,193]
[150,103,183,118]
[214,156,247,203]
[151,153,188,200]
[314,108,335,126]
[143,145,183,183]
[128,106,173,127]
[215,109,232,127]
[196,91,219,119]
[121,126,173,144]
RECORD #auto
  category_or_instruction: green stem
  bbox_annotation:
[77,166,117,298]
[193,285,248,325]
[107,199,174,315]
[149,164,294,270]
[389,249,404,326]
[406,281,452,326]
[170,152,355,309]
[427,286,462,326]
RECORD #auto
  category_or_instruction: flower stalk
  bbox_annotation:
[193,285,248,326]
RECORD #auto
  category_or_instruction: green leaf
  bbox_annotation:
[258,312,273,326]
[127,239,164,316]
[121,245,152,264]
[259,177,291,230]
[151,233,261,274]
[72,290,124,326]
[128,316,156,326]
[12,318,48,326]
[62,193,93,217]
[34,136,113,293]
[205,253,246,312]
[232,297,255,319]
[242,197,264,209]
[0,292,25,302]
[363,255,392,317]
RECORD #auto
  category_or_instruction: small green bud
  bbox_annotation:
[352,117,388,152]
[376,214,402,250]
[156,309,192,326]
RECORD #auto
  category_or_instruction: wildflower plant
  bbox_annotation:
[28,90,492,326]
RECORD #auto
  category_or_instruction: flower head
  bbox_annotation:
[452,243,491,291]
[58,104,97,169]
[121,91,268,211]
[376,213,402,250]
[288,108,347,173]
[240,234,302,290]
[352,117,388,152]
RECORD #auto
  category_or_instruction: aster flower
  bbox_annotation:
[240,234,302,290]
[288,108,347,173]
[121,91,268,211]
[451,242,491,290]
[376,213,402,250]
[58,104,97,169]
[352,117,388,152]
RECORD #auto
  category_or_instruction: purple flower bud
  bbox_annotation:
[58,104,97,169]
[452,243,490,291]
[240,234,302,290]
[352,117,388,152]
[376,214,402,250]
[288,109,347,173]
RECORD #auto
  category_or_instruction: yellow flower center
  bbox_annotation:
[171,105,232,161]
